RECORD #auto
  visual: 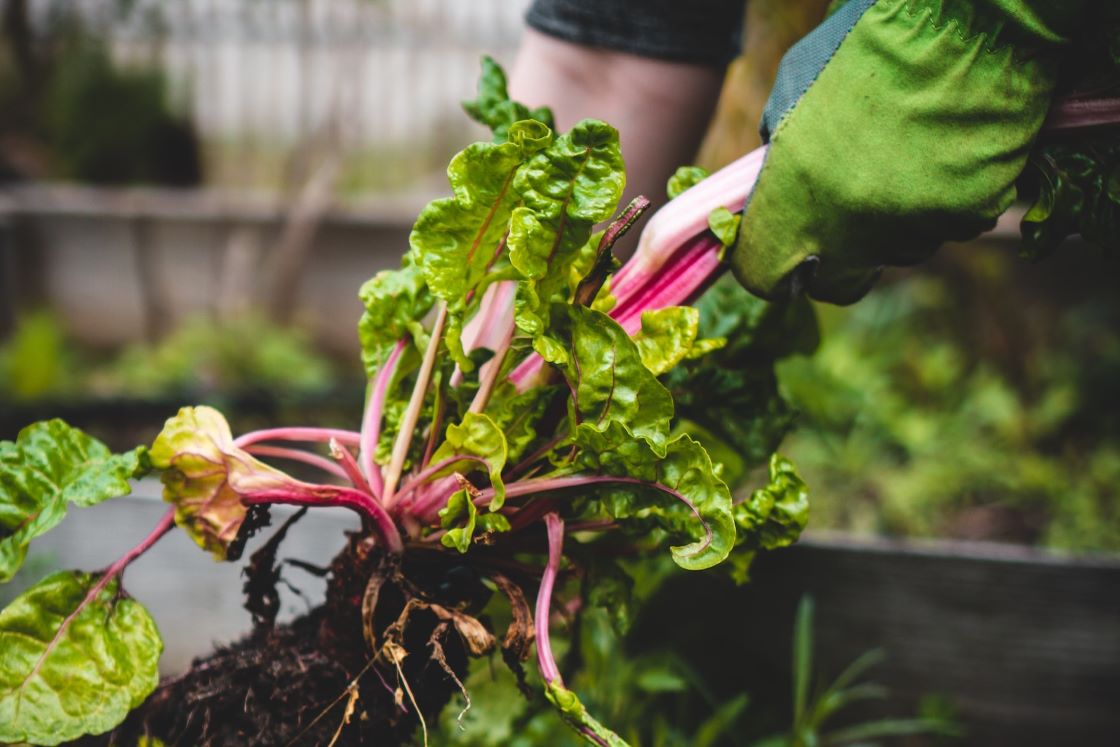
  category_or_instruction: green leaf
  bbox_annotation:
[430,412,509,510]
[707,206,741,250]
[575,424,736,571]
[545,681,631,747]
[1,421,147,583]
[414,140,525,306]
[486,383,553,463]
[511,120,626,346]
[559,305,674,456]
[666,276,818,474]
[666,165,709,200]
[149,406,304,559]
[0,570,161,745]
[585,558,635,635]
[439,489,478,553]
[632,306,724,376]
[412,122,552,370]
[357,258,432,376]
[693,693,750,747]
[792,595,814,729]
[462,55,554,142]
[734,454,810,551]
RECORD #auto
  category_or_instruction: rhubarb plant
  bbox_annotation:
[0,58,811,746]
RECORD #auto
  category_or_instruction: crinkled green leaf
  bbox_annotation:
[462,55,554,142]
[734,454,810,551]
[430,412,509,510]
[585,558,635,635]
[0,570,161,745]
[413,120,552,370]
[511,120,626,345]
[487,383,553,463]
[439,489,477,553]
[1,421,147,583]
[707,206,741,250]
[149,406,303,559]
[574,423,735,571]
[632,306,724,376]
[667,165,709,200]
[545,681,630,747]
[357,258,432,376]
[1020,137,1120,259]
[558,304,674,456]
[666,276,818,475]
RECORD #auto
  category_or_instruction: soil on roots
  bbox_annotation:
[72,530,472,747]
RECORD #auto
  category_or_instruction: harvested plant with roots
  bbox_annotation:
[0,59,813,746]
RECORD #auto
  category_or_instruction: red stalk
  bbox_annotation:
[535,512,565,685]
[20,508,177,687]
[330,438,373,495]
[232,428,363,450]
[360,338,406,497]
[244,445,348,480]
[241,485,403,554]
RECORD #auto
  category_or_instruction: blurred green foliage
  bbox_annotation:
[0,310,74,399]
[0,3,199,185]
[42,39,200,185]
[434,586,953,747]
[776,252,1120,552]
[0,312,340,401]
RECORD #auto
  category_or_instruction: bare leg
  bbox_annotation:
[509,28,725,257]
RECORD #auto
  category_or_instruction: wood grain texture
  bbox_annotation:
[631,533,1120,746]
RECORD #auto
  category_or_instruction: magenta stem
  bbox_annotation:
[241,486,403,554]
[476,474,713,555]
[330,439,374,495]
[232,427,362,450]
[361,338,406,497]
[396,455,492,521]
[535,512,565,686]
[244,445,348,479]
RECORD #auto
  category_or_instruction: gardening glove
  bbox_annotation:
[731,0,1087,304]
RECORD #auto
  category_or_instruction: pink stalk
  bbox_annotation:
[330,438,373,495]
[244,445,348,480]
[507,150,763,393]
[395,454,492,521]
[469,326,513,414]
[451,280,517,389]
[232,427,362,450]
[384,303,449,506]
[535,512,565,686]
[612,235,723,335]
[611,146,765,300]
[21,508,177,686]
[360,338,407,497]
[241,484,403,554]
[476,475,713,554]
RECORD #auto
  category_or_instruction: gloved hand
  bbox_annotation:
[731,0,1086,304]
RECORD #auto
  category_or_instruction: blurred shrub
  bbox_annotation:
[0,312,340,401]
[0,310,74,399]
[43,37,200,185]
[0,3,200,185]
[776,251,1120,552]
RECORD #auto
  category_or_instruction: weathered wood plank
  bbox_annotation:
[632,532,1120,746]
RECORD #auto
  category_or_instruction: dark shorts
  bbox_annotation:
[525,0,746,67]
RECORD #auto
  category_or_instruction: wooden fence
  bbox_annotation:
[40,0,530,190]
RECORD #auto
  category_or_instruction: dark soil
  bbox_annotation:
[72,526,478,747]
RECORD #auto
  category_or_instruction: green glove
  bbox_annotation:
[732,0,1085,304]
